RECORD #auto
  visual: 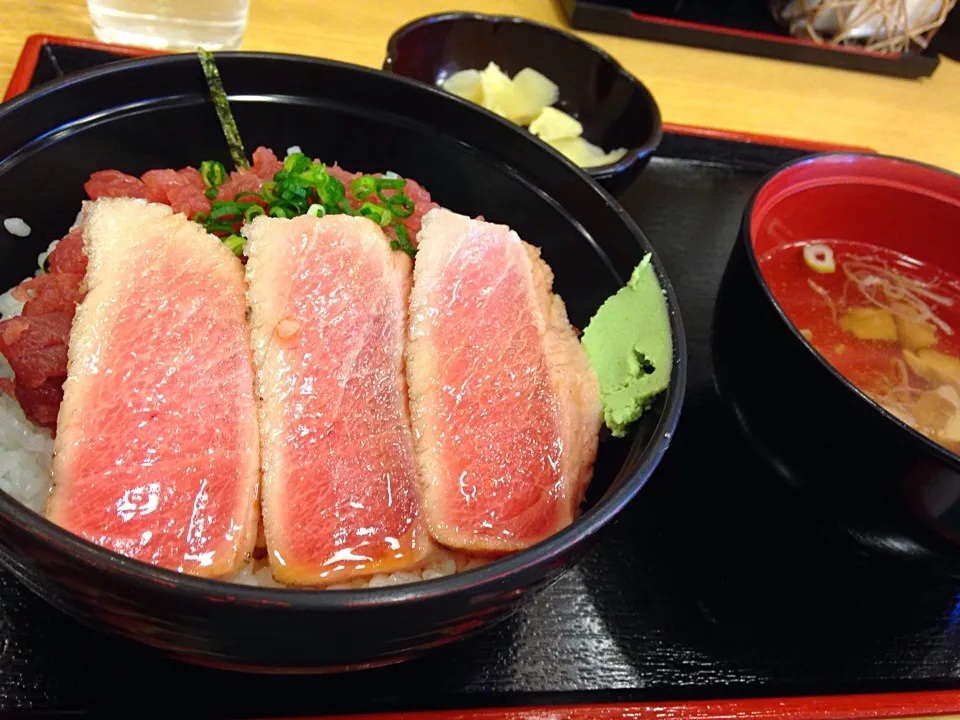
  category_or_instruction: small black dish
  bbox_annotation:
[713,152,960,576]
[382,12,663,195]
[0,51,685,672]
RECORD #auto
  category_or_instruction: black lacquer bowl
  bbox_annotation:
[383,12,663,195]
[713,152,960,575]
[0,52,685,671]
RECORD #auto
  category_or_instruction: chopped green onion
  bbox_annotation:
[803,243,836,273]
[321,175,346,204]
[359,202,392,226]
[269,205,294,218]
[200,160,227,200]
[222,234,245,256]
[200,159,226,187]
[393,223,416,258]
[209,205,239,219]
[209,201,254,221]
[260,181,279,203]
[350,175,378,200]
[375,177,404,201]
[197,49,248,170]
[386,193,414,218]
[207,220,238,235]
[282,152,312,174]
[192,124,419,255]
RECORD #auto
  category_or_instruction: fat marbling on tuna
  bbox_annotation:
[243,214,433,586]
[47,198,260,577]
[406,208,602,553]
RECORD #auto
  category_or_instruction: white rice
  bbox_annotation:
[36,238,59,272]
[0,245,476,590]
[0,373,54,515]
[230,557,281,587]
[0,290,24,319]
[3,218,31,237]
[0,288,54,515]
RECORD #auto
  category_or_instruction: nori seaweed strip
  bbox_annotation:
[197,48,249,170]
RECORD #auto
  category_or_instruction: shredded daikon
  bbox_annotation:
[840,256,956,335]
[808,278,838,324]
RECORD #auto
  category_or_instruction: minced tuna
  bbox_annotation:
[83,147,439,246]
[0,229,85,429]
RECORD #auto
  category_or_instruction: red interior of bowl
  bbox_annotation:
[750,154,960,274]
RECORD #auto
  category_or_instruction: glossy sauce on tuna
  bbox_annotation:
[244,214,431,585]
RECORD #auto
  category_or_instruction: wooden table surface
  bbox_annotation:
[2,0,959,173]
[0,4,958,719]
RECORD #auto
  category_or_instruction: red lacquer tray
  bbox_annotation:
[2,33,959,720]
[271,692,960,720]
[276,691,960,720]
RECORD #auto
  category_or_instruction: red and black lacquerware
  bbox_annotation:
[382,12,663,195]
[0,52,685,671]
[714,153,960,574]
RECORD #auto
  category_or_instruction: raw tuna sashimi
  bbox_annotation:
[0,229,87,429]
[47,198,260,577]
[243,214,432,585]
[406,208,602,553]
[83,147,284,221]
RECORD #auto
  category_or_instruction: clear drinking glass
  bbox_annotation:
[88,0,250,51]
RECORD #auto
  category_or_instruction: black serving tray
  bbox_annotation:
[0,39,958,717]
[557,0,949,79]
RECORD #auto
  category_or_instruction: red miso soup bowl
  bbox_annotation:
[713,152,960,575]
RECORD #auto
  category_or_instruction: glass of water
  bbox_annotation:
[88,0,250,51]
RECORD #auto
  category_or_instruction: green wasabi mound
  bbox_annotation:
[581,254,673,437]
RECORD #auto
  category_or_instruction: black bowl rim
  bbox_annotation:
[0,50,687,609]
[381,11,664,180]
[741,150,960,471]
